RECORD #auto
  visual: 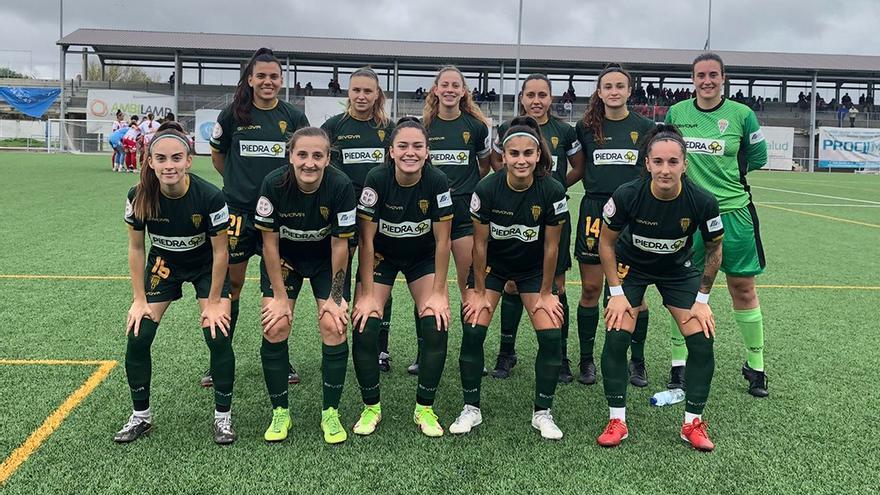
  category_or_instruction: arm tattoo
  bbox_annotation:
[330,269,346,305]
[699,240,723,292]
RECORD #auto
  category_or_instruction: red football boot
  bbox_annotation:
[681,418,715,452]
[597,418,629,447]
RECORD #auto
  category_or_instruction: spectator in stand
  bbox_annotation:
[646,83,656,103]
[488,88,497,101]
[859,94,866,107]
[841,92,852,107]
[849,104,859,127]
[837,104,849,127]
[294,82,302,95]
[306,82,314,95]
[472,87,482,103]
[735,89,744,102]
[866,94,875,112]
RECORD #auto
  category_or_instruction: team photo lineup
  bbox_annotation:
[114,46,771,453]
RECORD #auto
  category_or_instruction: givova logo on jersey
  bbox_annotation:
[593,149,639,166]
[632,234,687,254]
[430,150,469,165]
[149,232,207,251]
[240,140,285,158]
[379,219,432,238]
[280,225,331,241]
[343,148,385,164]
[684,138,725,155]
[490,223,539,242]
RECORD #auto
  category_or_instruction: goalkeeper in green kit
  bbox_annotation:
[665,53,769,397]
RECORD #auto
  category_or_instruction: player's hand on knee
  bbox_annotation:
[462,291,491,327]
[604,296,634,331]
[261,296,291,333]
[127,300,156,337]
[320,299,349,335]
[683,302,715,338]
[534,292,564,328]
[421,291,451,331]
[351,296,381,333]
[201,300,231,339]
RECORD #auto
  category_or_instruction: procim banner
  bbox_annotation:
[194,108,221,155]
[818,127,880,169]
[86,90,173,133]
[761,126,794,171]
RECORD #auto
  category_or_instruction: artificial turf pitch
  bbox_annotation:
[0,152,878,494]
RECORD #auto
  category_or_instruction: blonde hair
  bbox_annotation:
[345,67,389,128]
[422,66,488,128]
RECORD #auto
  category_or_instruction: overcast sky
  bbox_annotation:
[1,0,877,96]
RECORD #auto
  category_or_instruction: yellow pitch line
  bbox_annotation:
[0,274,128,280]
[0,359,115,366]
[0,360,117,485]
[757,203,880,229]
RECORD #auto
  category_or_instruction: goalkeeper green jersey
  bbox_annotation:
[665,98,767,213]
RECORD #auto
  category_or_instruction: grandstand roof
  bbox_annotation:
[58,28,880,80]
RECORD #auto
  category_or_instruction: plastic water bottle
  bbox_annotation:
[650,389,685,406]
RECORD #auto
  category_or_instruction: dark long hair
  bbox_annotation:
[501,116,553,177]
[518,73,553,117]
[132,127,192,221]
[583,63,632,146]
[233,48,282,125]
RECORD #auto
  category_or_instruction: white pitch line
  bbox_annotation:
[756,202,880,207]
[751,185,880,205]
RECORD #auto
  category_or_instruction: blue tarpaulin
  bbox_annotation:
[0,87,61,118]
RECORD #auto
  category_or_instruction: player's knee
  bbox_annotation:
[264,321,291,343]
[580,282,602,306]
[728,280,758,307]
[318,318,346,345]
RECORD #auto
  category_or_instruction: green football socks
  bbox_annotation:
[669,313,688,365]
[734,307,765,371]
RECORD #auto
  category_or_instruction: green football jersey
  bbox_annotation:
[576,111,656,198]
[603,175,723,278]
[495,116,581,187]
[210,100,310,212]
[321,112,395,193]
[124,173,229,267]
[425,113,491,197]
[357,165,454,263]
[470,172,567,280]
[665,98,768,213]
[254,166,356,271]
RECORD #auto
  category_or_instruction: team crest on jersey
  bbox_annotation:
[320,206,329,220]
[191,214,202,229]
[531,205,542,222]
[279,121,288,135]
[378,130,386,142]
[229,236,239,250]
[462,131,471,144]
[630,131,639,145]
[150,275,161,291]
[680,218,691,232]
[419,199,429,215]
[551,136,559,149]
[718,119,729,133]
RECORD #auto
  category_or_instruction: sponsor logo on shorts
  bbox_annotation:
[256,196,274,217]
[239,140,285,158]
[490,222,539,242]
[632,234,687,254]
[378,219,432,238]
[337,209,356,227]
[149,232,206,252]
[553,199,568,215]
[437,191,452,208]
[359,187,378,207]
[593,149,638,166]
[210,205,229,227]
[430,149,469,165]
[342,147,385,164]
[706,215,723,232]
[684,138,725,155]
[280,225,330,241]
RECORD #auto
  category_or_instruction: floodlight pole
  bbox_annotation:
[59,0,65,151]
[809,71,818,172]
[705,0,712,50]
[514,0,522,102]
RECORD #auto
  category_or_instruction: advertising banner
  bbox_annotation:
[194,109,222,155]
[761,126,794,171]
[818,127,880,169]
[86,90,173,133]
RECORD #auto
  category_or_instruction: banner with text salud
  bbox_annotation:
[819,127,880,169]
[86,90,174,134]
[194,109,222,155]
[761,126,794,171]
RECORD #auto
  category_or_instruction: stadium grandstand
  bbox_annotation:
[2,28,880,168]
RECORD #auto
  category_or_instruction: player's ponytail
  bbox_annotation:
[132,127,192,221]
[233,48,282,125]
[583,63,632,146]
[641,123,686,162]
[503,115,553,177]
